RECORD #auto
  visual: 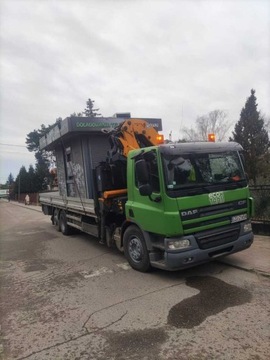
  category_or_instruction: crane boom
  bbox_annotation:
[108,119,164,159]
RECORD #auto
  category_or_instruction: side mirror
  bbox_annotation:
[135,159,150,183]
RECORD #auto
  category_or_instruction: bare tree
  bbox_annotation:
[182,110,232,142]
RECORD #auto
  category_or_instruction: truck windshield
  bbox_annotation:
[162,151,247,197]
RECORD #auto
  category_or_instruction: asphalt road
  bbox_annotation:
[1,201,270,360]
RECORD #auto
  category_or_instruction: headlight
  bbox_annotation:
[243,222,252,233]
[167,239,191,250]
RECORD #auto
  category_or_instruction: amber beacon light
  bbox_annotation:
[208,133,216,142]
[156,134,164,144]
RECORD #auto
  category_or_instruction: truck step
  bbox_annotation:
[150,259,166,269]
[153,244,165,251]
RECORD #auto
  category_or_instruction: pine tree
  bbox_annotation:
[6,173,14,185]
[83,98,101,117]
[26,120,60,191]
[14,166,28,194]
[35,152,51,190]
[28,165,38,192]
[230,89,269,184]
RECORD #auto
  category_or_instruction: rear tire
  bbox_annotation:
[53,209,61,231]
[59,211,72,236]
[123,225,151,272]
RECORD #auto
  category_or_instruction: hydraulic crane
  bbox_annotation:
[107,119,164,161]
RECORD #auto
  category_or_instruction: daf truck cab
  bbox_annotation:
[123,142,253,271]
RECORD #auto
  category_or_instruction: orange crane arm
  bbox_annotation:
[112,119,164,157]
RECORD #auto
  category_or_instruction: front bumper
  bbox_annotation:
[162,231,254,271]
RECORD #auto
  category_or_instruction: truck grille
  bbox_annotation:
[180,200,247,222]
[180,199,247,231]
[194,224,240,249]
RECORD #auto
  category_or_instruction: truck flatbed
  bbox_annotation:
[39,191,96,217]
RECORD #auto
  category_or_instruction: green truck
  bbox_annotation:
[39,115,254,272]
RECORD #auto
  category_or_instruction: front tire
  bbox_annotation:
[123,225,151,272]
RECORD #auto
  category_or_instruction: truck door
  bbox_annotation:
[127,150,165,234]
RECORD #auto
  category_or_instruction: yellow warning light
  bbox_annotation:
[208,133,216,142]
[156,134,164,144]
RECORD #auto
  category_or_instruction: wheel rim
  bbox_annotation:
[128,236,143,263]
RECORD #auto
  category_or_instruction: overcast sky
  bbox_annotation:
[0,0,269,183]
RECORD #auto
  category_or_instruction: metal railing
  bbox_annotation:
[249,185,270,223]
[249,185,270,235]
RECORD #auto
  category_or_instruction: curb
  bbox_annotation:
[8,201,42,213]
[218,259,270,278]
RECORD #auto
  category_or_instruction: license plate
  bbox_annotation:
[231,214,247,223]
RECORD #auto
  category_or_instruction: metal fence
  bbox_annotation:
[249,185,270,235]
[249,185,270,222]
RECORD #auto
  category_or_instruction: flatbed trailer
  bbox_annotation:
[39,190,103,239]
[39,191,96,215]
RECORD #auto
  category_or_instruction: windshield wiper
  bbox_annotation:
[225,180,246,189]
[169,183,213,193]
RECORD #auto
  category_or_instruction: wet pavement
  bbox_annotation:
[167,276,252,328]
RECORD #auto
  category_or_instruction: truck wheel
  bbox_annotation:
[59,211,72,236]
[53,209,61,231]
[123,225,151,272]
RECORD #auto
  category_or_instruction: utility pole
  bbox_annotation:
[18,173,20,203]
[179,104,184,141]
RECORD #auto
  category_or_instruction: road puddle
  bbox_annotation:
[168,276,252,328]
